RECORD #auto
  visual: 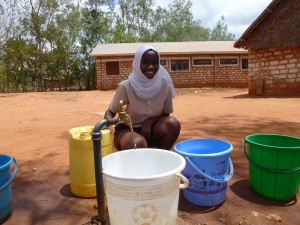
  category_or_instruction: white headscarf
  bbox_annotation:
[128,45,176,99]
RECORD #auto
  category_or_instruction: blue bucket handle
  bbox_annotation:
[243,140,300,174]
[185,157,234,183]
[0,158,18,191]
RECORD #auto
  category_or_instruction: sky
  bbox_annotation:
[155,0,273,39]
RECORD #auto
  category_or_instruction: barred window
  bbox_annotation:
[170,59,189,71]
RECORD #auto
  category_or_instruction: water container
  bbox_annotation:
[174,138,234,206]
[102,149,189,225]
[243,134,300,200]
[0,154,18,224]
[69,126,113,198]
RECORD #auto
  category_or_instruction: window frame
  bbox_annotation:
[160,59,167,67]
[192,57,213,66]
[241,57,248,70]
[170,58,190,72]
[219,57,239,66]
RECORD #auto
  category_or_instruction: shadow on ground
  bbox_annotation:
[230,179,297,207]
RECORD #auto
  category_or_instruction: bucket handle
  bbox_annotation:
[185,157,233,183]
[176,173,189,189]
[242,140,300,174]
[0,158,18,191]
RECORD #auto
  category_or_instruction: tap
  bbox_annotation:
[91,99,131,225]
[117,100,132,124]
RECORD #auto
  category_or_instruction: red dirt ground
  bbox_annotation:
[1,88,299,225]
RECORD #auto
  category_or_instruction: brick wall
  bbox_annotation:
[248,47,300,95]
[96,53,248,91]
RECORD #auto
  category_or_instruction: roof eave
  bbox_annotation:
[91,51,247,58]
[234,0,281,49]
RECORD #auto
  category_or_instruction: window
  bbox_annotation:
[160,59,167,66]
[170,59,189,71]
[106,61,120,75]
[220,58,238,65]
[193,58,212,66]
[241,58,248,70]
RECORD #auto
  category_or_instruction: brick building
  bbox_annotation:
[90,41,248,91]
[234,0,300,96]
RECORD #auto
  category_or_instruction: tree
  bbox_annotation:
[106,0,155,43]
[0,0,21,92]
[0,64,5,92]
[209,15,235,41]
[46,3,82,90]
[18,0,72,91]
[1,37,36,92]
[0,0,239,93]
[80,0,111,90]
[0,0,20,46]
[152,0,209,42]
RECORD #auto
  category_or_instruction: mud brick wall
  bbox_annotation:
[248,47,300,96]
[96,54,248,91]
[96,57,134,90]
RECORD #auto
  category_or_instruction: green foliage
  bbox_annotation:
[0,0,237,92]
[209,15,235,41]
[80,0,112,89]
[0,0,21,46]
[106,0,155,43]
[0,64,6,92]
[45,3,82,90]
[152,0,209,42]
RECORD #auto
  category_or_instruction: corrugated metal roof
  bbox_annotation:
[90,41,247,57]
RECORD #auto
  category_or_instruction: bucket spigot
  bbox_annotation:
[117,100,131,124]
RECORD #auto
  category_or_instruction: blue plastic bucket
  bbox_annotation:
[174,138,234,206]
[0,154,18,223]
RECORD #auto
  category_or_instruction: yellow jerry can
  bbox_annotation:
[68,126,113,198]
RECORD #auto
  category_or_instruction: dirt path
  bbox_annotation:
[1,89,299,225]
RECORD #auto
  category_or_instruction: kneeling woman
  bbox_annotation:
[104,45,181,151]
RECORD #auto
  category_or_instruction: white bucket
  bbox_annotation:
[102,149,189,225]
